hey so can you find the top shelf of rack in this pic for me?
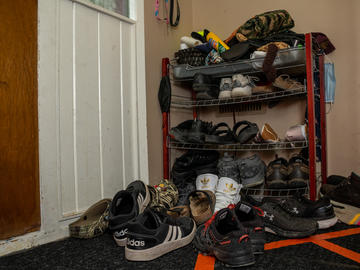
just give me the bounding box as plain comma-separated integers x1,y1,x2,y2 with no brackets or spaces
171,47,306,81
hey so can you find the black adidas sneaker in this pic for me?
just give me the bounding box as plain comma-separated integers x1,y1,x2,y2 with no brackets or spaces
108,180,150,246
233,202,265,254
125,209,196,261
193,208,255,267
276,194,338,229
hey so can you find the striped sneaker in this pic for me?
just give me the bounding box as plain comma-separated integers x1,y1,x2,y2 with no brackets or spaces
108,180,150,246
125,209,196,261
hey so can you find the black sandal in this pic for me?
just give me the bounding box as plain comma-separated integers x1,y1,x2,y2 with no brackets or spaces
205,122,235,144
233,121,259,144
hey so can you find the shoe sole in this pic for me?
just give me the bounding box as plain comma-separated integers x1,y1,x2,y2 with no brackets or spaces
316,216,338,229
265,224,316,238
231,86,252,97
113,235,127,246
218,90,231,99
267,180,288,189
125,220,196,261
288,178,308,188
242,177,264,188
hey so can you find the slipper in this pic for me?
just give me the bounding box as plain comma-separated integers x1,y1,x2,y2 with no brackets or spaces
221,42,250,62
233,121,259,144
205,122,235,144
69,198,111,239
188,190,216,225
167,205,191,218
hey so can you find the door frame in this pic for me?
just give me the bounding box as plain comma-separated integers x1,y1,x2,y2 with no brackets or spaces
0,0,148,256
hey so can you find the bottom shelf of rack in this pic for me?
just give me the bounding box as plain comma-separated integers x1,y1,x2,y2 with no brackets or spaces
168,140,308,151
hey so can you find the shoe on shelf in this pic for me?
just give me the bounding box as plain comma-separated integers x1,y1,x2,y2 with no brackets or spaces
173,149,219,170
214,176,242,212
148,179,179,212
196,172,218,194
265,157,288,189
233,201,265,254
231,74,252,97
193,208,255,267
238,154,266,188
175,181,196,206
254,123,280,143
192,73,213,92
285,124,308,141
125,209,196,261
69,198,111,239
243,195,318,238
188,190,216,225
252,83,276,95
196,88,219,100
276,194,338,229
217,153,240,182
324,172,360,209
108,180,151,246
218,78,232,99
320,175,349,195
169,119,213,144
287,155,309,188
273,74,304,91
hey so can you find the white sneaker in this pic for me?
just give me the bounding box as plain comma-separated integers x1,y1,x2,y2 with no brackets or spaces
218,78,232,99
196,173,218,194
231,74,252,97
214,177,242,212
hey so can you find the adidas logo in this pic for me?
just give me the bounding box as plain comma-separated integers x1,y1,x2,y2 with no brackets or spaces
114,228,128,238
200,178,210,188
223,183,236,193
127,238,145,247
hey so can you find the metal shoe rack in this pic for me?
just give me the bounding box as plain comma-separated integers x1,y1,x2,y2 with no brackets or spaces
161,33,328,201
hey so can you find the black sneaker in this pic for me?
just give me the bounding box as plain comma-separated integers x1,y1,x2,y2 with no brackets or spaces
276,194,338,229
266,157,288,189
324,172,360,209
173,150,219,170
193,208,255,267
169,120,213,144
287,156,309,188
243,196,317,238
233,202,265,254
108,180,150,246
125,209,196,261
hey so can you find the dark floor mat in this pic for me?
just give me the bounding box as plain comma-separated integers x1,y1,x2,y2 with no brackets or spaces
0,222,359,270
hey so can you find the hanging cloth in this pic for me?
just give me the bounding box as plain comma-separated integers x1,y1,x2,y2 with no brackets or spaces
155,0,180,27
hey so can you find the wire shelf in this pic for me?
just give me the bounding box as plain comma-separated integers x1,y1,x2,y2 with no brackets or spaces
168,140,308,151
171,88,307,108
243,183,309,200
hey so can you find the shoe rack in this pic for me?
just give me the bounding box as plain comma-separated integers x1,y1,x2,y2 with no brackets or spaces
161,33,327,201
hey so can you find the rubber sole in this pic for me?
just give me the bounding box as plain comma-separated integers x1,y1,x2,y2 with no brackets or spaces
231,86,252,97
316,216,338,229
265,224,316,238
242,177,265,188
125,220,196,261
113,235,127,247
288,178,308,188
218,90,231,99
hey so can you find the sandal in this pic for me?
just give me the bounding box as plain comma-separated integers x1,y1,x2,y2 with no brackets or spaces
233,121,259,144
205,122,235,144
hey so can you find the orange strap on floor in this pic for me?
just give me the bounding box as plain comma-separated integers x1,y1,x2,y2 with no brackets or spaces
194,254,215,270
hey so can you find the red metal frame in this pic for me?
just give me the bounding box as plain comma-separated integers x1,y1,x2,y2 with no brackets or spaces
319,55,327,184
305,33,317,201
162,58,170,180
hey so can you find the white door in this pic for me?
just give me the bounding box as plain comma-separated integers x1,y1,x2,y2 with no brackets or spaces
0,0,148,256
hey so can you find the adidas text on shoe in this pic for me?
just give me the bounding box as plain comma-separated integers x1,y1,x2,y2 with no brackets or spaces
125,210,196,261
108,180,150,246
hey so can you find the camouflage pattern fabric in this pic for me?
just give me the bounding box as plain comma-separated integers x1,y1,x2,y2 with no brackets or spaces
225,10,295,44
69,198,111,239
148,179,179,211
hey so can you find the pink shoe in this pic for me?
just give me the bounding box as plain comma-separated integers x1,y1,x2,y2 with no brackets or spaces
285,124,307,141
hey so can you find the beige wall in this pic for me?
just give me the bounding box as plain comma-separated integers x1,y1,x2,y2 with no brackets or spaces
145,0,360,183
144,0,193,184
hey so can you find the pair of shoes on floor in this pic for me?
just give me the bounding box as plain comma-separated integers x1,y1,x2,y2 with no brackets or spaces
219,74,258,99
242,194,319,238
193,201,265,267
321,172,360,209
266,155,309,189
167,189,216,225
192,73,219,100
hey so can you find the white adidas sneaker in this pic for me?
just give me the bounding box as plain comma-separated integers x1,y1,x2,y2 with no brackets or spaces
196,173,219,194
214,177,242,212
